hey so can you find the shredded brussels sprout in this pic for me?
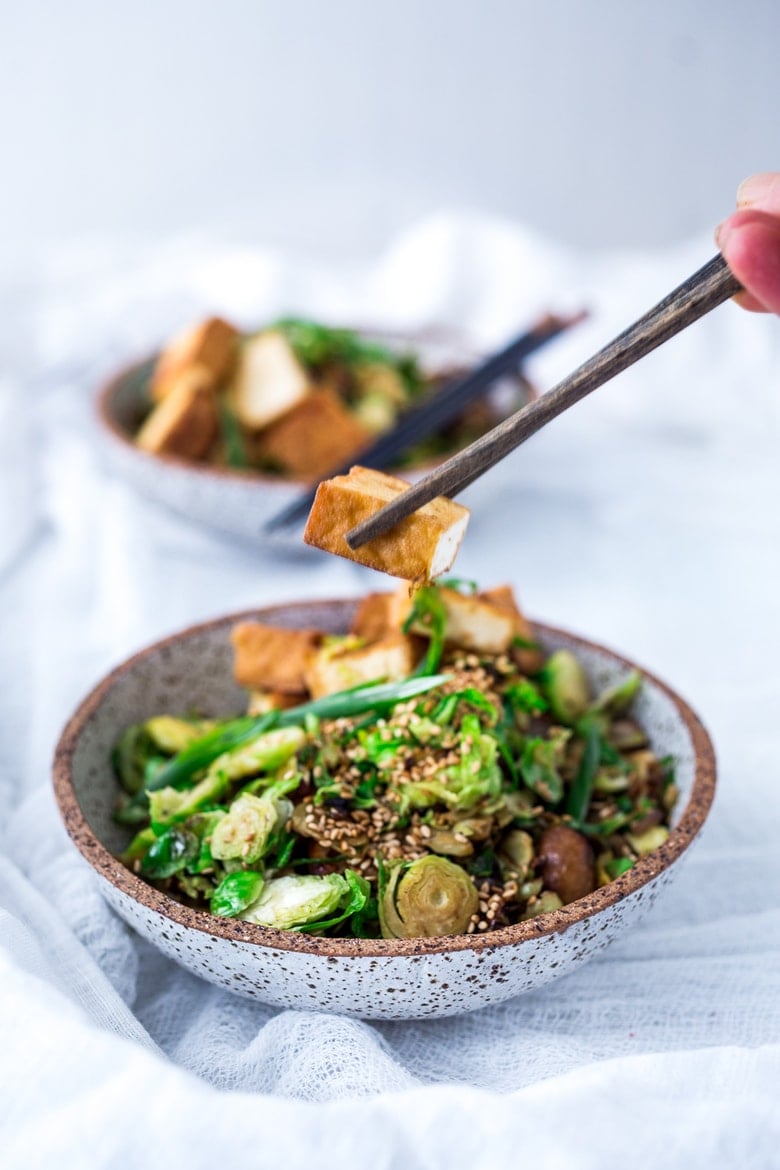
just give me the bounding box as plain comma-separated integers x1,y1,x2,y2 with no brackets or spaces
112,580,676,939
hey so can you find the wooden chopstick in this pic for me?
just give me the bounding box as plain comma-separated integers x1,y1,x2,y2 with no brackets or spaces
263,312,585,533
346,253,741,550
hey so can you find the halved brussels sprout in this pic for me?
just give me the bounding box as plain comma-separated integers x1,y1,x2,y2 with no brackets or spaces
626,825,669,856
210,791,293,864
608,717,649,751
113,724,158,795
542,650,590,725
522,890,563,919
241,873,349,929
379,855,478,939
591,671,641,717
427,829,474,858
497,828,534,879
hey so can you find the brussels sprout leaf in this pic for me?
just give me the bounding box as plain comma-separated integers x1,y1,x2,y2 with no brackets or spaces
295,870,371,933
140,827,200,879
211,871,265,917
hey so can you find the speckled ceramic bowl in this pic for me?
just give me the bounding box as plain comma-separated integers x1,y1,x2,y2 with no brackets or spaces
52,599,715,1020
96,330,529,545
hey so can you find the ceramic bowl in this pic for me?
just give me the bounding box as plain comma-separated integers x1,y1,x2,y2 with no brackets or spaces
52,599,715,1020
96,330,528,545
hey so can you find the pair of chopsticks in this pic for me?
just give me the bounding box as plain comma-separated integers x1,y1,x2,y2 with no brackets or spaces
263,311,586,533
346,253,741,550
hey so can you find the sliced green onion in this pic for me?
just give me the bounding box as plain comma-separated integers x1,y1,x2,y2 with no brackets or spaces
566,719,601,822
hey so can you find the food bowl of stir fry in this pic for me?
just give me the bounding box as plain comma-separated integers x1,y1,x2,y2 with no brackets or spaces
52,580,715,1019
97,318,533,544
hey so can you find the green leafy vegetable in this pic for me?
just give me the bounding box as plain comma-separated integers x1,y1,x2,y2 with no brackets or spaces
603,857,635,879
218,401,249,468
566,718,602,822
139,827,200,879
241,872,354,930
404,585,448,675
505,679,548,715
211,871,265,917
112,578,674,939
296,870,371,933
113,724,157,795
143,674,448,798
519,729,570,804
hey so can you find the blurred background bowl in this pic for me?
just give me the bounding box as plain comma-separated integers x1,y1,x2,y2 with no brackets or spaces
95,327,533,544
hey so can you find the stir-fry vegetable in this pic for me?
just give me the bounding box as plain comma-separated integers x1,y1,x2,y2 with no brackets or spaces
113,580,677,938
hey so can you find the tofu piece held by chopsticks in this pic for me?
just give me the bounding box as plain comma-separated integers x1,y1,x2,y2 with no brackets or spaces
303,465,470,582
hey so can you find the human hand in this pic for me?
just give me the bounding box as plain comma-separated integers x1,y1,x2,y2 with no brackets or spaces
716,173,780,314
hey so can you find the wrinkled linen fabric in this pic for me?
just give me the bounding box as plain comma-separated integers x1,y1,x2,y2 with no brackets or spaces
1,216,779,1168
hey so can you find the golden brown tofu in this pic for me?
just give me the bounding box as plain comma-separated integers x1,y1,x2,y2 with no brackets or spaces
303,465,470,582
229,331,312,430
231,622,322,694
252,389,370,478
403,585,518,655
151,316,239,401
136,366,219,459
304,634,416,699
479,585,544,674
349,591,396,642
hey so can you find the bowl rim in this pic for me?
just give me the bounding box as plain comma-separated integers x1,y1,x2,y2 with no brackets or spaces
52,600,716,958
94,325,495,489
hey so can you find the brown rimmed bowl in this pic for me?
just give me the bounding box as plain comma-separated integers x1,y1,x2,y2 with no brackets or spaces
95,330,529,545
52,598,716,1019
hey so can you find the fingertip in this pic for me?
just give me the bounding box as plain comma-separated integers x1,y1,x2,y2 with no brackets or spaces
736,172,780,213
718,210,780,315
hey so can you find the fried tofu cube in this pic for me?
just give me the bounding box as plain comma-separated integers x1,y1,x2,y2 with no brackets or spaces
229,331,312,430
136,366,219,459
400,584,516,655
304,634,416,699
478,584,543,673
231,621,322,694
151,316,239,401
351,589,429,663
349,592,396,642
252,389,370,478
303,465,470,582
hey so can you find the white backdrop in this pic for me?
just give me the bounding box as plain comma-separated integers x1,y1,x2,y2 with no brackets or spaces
0,0,778,267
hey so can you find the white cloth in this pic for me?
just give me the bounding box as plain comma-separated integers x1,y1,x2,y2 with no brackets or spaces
1,216,779,1168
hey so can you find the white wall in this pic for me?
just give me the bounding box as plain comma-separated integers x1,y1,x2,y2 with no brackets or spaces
1,0,778,262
